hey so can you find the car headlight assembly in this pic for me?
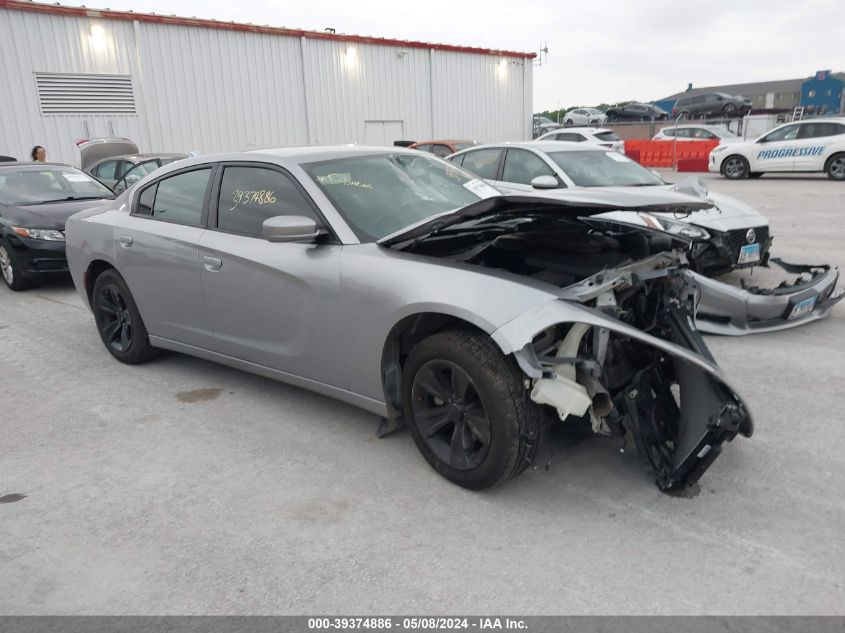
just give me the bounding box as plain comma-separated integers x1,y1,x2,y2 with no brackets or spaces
711,145,729,154
13,227,65,242
638,213,710,240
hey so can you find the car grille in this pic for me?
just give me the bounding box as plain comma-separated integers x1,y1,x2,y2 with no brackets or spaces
724,226,770,258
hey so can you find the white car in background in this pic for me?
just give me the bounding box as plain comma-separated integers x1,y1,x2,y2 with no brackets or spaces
709,117,845,180
537,127,625,154
563,107,607,127
653,125,742,145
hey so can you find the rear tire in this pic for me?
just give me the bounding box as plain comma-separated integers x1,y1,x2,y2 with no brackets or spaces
722,155,750,179
401,330,540,490
92,269,156,364
826,153,845,181
0,240,31,291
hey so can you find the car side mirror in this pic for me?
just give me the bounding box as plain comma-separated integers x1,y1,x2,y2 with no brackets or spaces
530,175,559,189
262,215,322,243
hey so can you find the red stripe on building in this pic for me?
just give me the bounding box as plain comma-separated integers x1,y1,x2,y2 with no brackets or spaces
0,0,537,59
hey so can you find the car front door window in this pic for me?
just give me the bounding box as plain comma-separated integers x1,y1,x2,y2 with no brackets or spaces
216,166,318,237
502,149,555,186
762,125,800,143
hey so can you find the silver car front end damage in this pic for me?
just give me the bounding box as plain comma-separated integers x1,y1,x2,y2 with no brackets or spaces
690,258,844,335
497,253,753,490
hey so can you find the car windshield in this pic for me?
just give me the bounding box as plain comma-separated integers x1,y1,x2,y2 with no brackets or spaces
304,153,487,241
0,166,113,205
548,150,664,187
587,109,604,115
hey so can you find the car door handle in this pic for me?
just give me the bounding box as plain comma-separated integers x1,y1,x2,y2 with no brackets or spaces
118,235,133,247
202,256,223,272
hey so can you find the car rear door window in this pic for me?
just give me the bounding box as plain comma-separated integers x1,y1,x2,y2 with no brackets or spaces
94,160,119,180
594,131,621,142
431,144,453,158
502,149,555,185
151,168,212,226
799,122,843,138
217,166,317,237
460,149,503,180
136,183,156,216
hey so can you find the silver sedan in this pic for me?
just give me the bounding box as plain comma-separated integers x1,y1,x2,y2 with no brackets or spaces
65,146,752,491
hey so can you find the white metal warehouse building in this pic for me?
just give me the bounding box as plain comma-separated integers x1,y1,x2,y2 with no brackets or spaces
0,0,535,165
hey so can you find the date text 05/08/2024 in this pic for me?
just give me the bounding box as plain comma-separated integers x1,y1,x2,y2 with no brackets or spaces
307,617,528,630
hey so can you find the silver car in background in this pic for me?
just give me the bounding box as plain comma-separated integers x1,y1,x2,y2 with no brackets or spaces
448,142,843,334
66,147,752,491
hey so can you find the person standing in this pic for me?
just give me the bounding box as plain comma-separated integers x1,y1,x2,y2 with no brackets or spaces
30,145,46,162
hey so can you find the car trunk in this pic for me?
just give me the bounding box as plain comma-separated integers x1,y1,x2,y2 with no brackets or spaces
76,138,139,171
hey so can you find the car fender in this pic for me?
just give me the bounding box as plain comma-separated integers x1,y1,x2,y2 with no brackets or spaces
490,297,753,434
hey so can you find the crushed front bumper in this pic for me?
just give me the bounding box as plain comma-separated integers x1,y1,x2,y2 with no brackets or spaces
689,258,844,335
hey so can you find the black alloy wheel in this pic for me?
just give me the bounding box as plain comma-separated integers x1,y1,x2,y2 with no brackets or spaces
91,268,156,364
96,284,133,353
401,330,541,490
410,359,492,471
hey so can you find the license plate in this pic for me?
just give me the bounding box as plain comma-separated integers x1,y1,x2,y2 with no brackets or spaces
788,296,817,320
737,243,760,264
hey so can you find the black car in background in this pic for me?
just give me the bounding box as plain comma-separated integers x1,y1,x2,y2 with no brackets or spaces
0,162,113,290
672,92,752,119
605,103,669,122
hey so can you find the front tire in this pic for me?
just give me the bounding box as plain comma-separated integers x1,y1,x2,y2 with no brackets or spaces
722,155,750,179
826,153,845,180
402,330,540,490
0,240,31,291
92,269,156,364
564,119,573,127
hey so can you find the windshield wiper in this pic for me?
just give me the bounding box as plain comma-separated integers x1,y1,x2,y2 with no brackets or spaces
33,195,111,204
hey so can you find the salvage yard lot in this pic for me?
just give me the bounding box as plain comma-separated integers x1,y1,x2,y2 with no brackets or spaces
1,174,843,615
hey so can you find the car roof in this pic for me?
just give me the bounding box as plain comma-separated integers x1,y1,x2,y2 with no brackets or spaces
783,117,845,124
248,144,425,163
661,124,728,131
0,161,77,171
546,127,612,134
412,139,475,145
456,141,606,154
94,152,188,163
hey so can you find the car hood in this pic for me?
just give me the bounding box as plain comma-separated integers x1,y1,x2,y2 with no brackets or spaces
1,198,113,230
379,194,713,247
491,179,767,231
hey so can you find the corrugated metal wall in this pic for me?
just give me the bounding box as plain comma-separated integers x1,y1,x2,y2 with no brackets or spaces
0,6,532,165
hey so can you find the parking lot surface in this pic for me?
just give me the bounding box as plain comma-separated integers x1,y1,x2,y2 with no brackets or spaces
1,174,843,615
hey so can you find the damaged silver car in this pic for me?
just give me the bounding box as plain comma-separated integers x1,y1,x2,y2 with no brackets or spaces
65,147,752,491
